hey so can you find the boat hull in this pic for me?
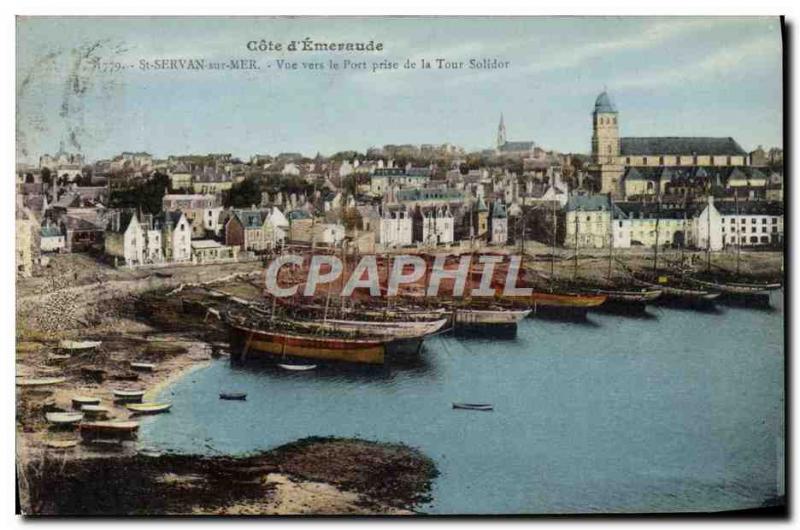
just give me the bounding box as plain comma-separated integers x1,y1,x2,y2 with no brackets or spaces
527,292,607,321
228,324,387,365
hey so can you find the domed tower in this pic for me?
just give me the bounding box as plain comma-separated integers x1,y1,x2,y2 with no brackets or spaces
591,91,620,164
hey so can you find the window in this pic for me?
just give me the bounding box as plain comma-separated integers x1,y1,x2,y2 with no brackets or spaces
643,157,648,165
772,218,778,224
761,218,766,224
618,221,623,228
773,227,778,233
750,236,758,243
751,226,756,233
761,236,769,243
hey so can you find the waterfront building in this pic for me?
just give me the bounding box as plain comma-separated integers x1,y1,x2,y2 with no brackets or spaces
190,239,240,264
156,210,192,262
224,209,278,251
105,211,145,267
377,206,413,248
717,200,783,248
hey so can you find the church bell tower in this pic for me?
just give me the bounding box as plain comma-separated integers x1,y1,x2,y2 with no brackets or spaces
496,113,507,149
591,91,619,164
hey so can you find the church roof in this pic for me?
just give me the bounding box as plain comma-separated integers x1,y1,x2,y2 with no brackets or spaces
594,91,617,113
498,141,534,152
620,137,747,156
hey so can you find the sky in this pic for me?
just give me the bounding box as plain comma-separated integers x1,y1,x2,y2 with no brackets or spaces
16,16,783,163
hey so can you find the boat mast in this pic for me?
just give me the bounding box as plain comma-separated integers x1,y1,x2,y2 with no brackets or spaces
573,205,579,280
735,190,741,275
680,191,687,271
607,194,613,282
551,197,557,280
706,194,712,273
652,198,661,277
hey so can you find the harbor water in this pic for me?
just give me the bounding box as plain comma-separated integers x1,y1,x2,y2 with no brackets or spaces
141,292,784,514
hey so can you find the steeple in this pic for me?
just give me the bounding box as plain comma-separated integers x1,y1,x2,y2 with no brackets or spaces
496,113,507,148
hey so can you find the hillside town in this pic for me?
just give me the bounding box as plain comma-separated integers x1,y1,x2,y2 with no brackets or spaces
16,90,784,277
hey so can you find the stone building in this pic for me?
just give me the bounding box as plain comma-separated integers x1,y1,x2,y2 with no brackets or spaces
588,90,749,199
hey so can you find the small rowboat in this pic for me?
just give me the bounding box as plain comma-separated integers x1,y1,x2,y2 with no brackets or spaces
219,392,247,400
452,403,494,411
59,340,102,351
81,405,111,418
16,377,67,387
45,412,84,425
278,363,317,371
44,439,79,449
126,402,172,415
112,389,146,402
129,362,157,372
47,354,71,363
72,396,101,409
154,271,173,278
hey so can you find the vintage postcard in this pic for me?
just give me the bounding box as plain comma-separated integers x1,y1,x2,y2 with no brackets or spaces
15,16,785,516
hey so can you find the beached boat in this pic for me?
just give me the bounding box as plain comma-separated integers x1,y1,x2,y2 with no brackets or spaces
630,275,720,309
79,421,139,440
528,291,607,320
219,392,247,400
43,439,79,449
126,402,172,415
129,362,157,372
16,377,67,387
112,389,146,402
45,412,84,425
59,340,102,351
80,405,111,419
685,276,774,308
452,308,531,326
47,354,71,363
154,271,173,278
278,363,317,371
452,403,494,411
71,396,101,409
228,322,389,365
569,285,662,314
310,318,448,339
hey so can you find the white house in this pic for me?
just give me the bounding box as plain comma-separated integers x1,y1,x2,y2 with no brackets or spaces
157,211,192,262
40,224,66,253
378,206,413,247
417,205,454,246
717,200,783,248
105,211,145,266
690,197,723,251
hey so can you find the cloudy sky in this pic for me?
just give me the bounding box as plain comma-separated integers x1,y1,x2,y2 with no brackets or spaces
16,16,783,163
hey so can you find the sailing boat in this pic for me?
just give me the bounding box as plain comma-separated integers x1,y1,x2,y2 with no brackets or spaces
686,191,779,308
627,197,719,309
526,195,607,320
571,194,662,314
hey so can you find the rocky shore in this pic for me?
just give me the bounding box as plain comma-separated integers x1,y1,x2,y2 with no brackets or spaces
20,437,438,515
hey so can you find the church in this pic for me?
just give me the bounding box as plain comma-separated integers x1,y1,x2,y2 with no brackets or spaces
495,114,535,156
588,90,749,199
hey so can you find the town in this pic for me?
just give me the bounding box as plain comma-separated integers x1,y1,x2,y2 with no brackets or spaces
15,91,784,277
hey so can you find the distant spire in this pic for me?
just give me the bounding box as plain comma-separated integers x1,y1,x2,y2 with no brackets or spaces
497,113,507,148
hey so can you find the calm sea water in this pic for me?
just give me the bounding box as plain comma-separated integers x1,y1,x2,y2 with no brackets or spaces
141,292,784,514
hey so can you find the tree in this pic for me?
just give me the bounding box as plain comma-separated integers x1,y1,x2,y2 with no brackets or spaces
109,172,170,215
41,167,52,185
224,176,262,208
